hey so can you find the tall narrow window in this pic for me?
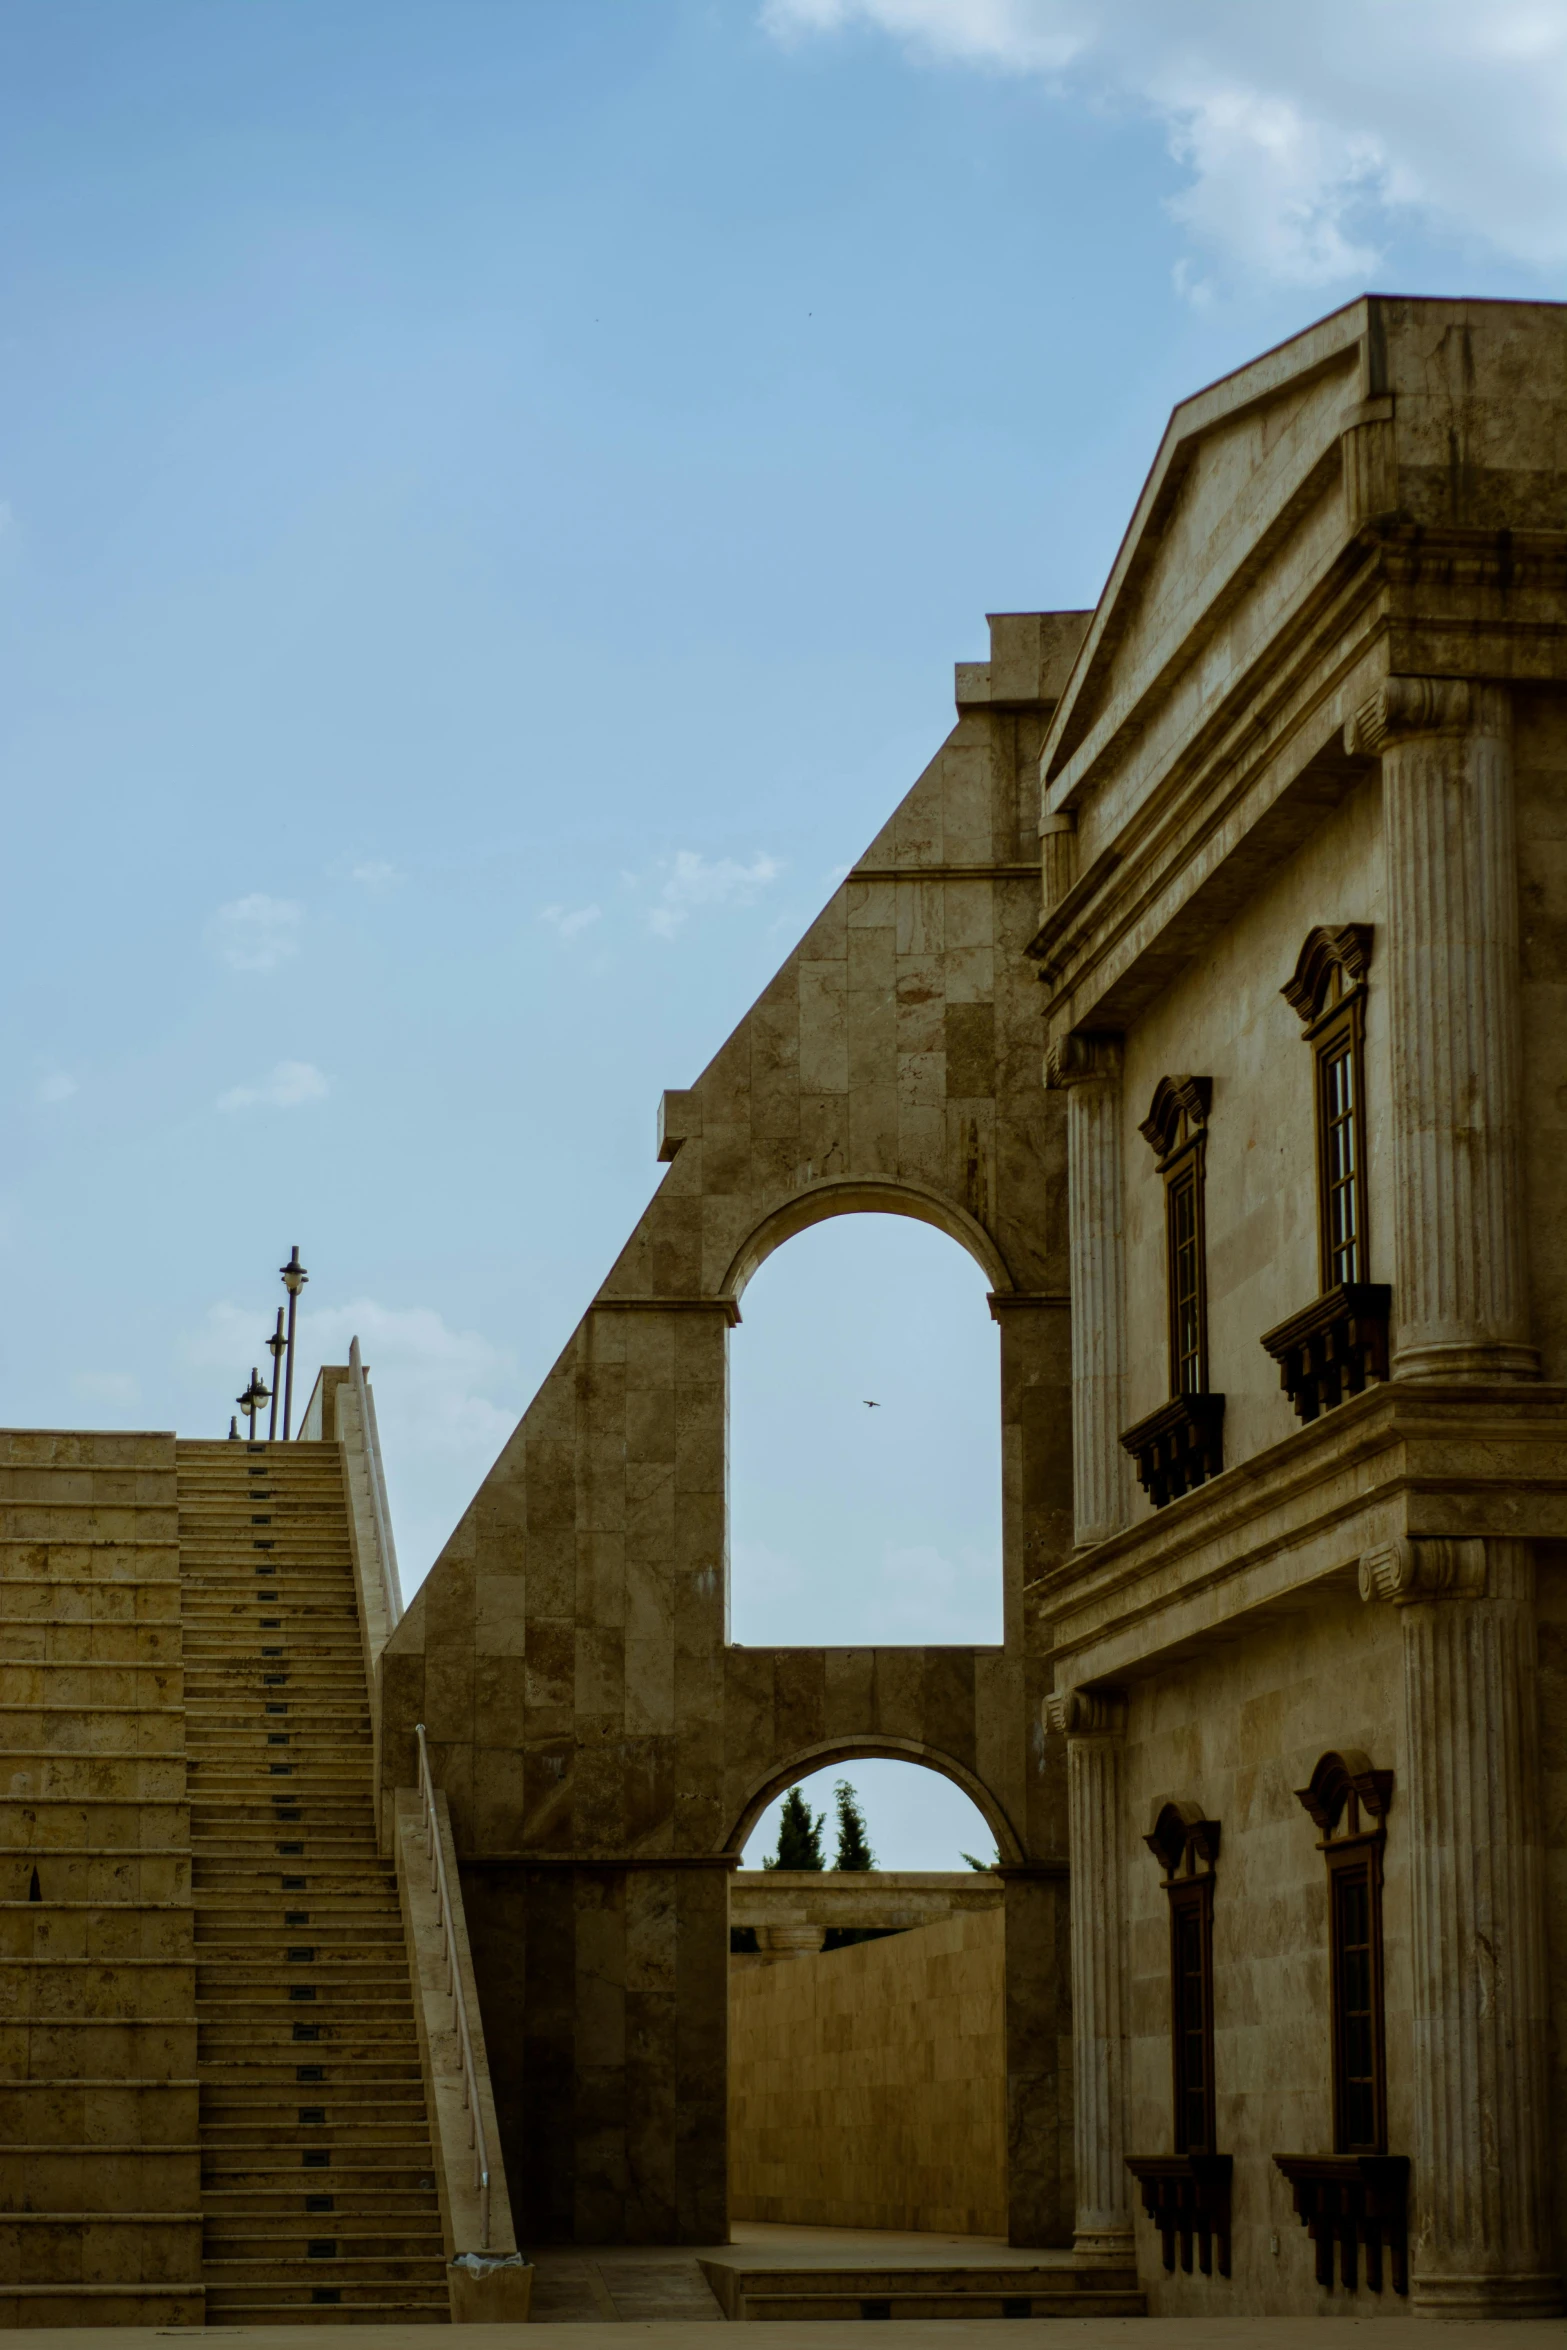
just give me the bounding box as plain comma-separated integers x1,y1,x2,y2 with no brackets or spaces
1171,1877,1215,2153
1126,1802,1231,2278
1145,1800,1220,2152
1275,1753,1406,2298
1264,929,1390,1423
1294,1749,1392,2153
1279,926,1374,1293
1121,1078,1223,1506
1320,1026,1360,1284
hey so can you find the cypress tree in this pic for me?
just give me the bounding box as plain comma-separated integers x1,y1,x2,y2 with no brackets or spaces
762,1785,825,1871
833,1779,875,1871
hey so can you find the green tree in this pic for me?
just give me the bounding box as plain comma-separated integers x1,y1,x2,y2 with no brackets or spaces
762,1785,825,1871
961,1846,999,1871
833,1779,875,1871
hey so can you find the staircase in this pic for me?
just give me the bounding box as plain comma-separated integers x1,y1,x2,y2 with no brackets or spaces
179,1438,448,2324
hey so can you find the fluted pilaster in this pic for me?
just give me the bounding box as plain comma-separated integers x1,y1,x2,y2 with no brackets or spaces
1046,1687,1132,2261
1360,1537,1559,2317
1049,1036,1128,1545
1349,678,1535,1379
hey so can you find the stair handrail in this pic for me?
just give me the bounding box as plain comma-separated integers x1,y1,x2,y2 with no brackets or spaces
349,1335,403,1631
415,1720,492,2251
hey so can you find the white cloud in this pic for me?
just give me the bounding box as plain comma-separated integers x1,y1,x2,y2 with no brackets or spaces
207,892,303,973
217,1059,329,1113
37,1072,78,1105
644,850,784,940
540,901,603,940
763,0,1567,286
72,1370,140,1409
351,860,401,894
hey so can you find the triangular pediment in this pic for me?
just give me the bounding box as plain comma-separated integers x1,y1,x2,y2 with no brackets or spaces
1042,299,1374,803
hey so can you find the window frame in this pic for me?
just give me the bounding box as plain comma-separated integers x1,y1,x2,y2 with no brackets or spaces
1281,927,1374,1296
1168,1870,1218,2155
1307,982,1369,1292
1294,1750,1393,2157
1139,1076,1214,1402
1144,1801,1222,2158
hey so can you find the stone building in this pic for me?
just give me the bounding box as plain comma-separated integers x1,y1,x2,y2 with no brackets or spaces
3,291,1564,2325
1032,293,1566,2319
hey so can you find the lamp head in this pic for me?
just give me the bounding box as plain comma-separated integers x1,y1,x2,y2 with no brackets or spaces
281,1246,308,1296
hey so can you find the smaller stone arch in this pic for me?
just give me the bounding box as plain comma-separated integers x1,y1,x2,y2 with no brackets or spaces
723,1734,1026,1864
719,1174,1015,1307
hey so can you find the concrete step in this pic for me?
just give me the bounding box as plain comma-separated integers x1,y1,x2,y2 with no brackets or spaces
698,2261,1148,2323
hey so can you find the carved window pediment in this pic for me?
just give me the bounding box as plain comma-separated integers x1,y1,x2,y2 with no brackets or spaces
1294,1748,1393,1844
1145,1799,1221,1880
1138,1073,1213,1168
1281,925,1373,1031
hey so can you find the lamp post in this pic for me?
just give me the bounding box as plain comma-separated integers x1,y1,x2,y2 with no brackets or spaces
238,1368,269,1443
280,1247,308,1440
228,1415,240,1442
266,1308,287,1442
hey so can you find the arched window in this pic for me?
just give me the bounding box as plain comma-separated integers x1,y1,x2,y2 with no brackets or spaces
728,1213,1002,1648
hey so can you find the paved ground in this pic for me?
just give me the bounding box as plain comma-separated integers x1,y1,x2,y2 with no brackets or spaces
5,2321,1565,2346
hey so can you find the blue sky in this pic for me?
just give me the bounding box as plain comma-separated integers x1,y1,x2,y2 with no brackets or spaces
5,1,1564,1866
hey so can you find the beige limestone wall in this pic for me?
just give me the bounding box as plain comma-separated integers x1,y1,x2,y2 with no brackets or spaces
1120,1593,1409,2318
0,1429,201,2326
729,1909,1006,2236
1118,774,1389,1496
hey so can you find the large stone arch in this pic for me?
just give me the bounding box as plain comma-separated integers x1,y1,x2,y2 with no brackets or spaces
375,611,1089,2251
720,1173,1016,1305
724,1734,1027,1863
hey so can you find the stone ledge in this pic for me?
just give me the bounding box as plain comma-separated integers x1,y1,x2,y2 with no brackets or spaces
1033,1378,1567,1686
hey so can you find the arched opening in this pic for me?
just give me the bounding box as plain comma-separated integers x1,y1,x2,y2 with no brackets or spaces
728,1212,1003,1648
726,1751,1010,2251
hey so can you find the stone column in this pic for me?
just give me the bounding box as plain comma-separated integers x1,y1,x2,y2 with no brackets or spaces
1045,1687,1133,2263
1347,677,1535,1379
1047,1036,1128,1546
1359,1537,1559,2317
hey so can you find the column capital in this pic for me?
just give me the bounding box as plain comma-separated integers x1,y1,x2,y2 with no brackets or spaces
1045,1685,1127,1738
1359,1534,1488,1605
1046,1031,1122,1089
1345,674,1508,756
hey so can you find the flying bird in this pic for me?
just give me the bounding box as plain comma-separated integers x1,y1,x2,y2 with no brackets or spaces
863,1400,879,1408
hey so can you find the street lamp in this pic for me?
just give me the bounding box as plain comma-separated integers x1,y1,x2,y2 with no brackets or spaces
265,1308,287,1442
238,1368,269,1443
279,1247,308,1440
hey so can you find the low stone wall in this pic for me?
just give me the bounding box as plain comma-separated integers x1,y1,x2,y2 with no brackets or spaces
729,1907,1006,2235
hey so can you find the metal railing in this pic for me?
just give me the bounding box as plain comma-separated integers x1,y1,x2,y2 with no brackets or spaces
350,1335,403,1634
415,1722,491,2251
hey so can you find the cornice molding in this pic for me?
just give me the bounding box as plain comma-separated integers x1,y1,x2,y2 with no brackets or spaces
1027,1380,1567,1687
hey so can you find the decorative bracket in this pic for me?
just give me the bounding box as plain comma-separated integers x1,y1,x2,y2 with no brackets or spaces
1045,1032,1121,1089
1358,1536,1488,1606
1344,676,1474,755
1044,1687,1126,1740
